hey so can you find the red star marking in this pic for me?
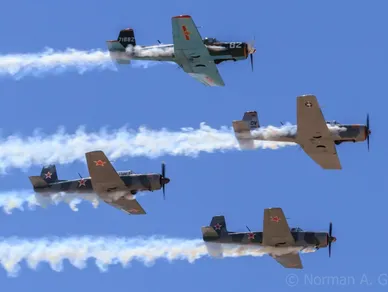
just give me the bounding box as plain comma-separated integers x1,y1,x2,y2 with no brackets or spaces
270,216,281,223
78,179,86,187
128,208,139,213
94,160,106,167
248,233,255,240
214,223,222,230
45,172,52,179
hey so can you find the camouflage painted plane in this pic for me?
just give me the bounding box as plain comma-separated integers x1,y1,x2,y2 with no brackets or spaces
232,94,371,169
106,14,256,87
201,207,336,269
28,150,170,215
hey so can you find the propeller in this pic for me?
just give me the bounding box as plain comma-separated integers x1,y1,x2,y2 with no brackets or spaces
246,37,256,72
366,113,371,151
327,222,336,258
160,162,170,200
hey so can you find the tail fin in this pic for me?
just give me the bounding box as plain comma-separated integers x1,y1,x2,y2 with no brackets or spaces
243,111,259,128
232,111,259,150
118,28,136,48
106,28,136,64
201,215,228,240
202,216,228,258
40,165,58,184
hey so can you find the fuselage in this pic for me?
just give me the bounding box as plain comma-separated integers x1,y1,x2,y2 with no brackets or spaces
108,41,249,64
247,123,369,145
203,230,329,249
33,171,163,195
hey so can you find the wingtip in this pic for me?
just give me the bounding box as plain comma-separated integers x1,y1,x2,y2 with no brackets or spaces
172,14,191,19
297,94,317,99
85,150,105,156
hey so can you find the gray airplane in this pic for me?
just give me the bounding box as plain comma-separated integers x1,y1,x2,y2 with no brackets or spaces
29,150,170,215
201,207,336,269
106,14,256,87
232,94,371,169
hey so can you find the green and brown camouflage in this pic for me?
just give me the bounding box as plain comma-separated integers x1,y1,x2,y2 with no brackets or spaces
29,165,169,195
232,94,371,169
201,208,336,269
29,151,170,215
106,15,256,87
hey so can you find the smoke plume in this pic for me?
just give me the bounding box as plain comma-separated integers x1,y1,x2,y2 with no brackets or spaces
0,236,316,277
0,123,296,172
0,48,159,79
0,191,100,214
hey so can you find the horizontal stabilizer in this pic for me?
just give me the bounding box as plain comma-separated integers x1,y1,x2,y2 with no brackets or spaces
204,242,224,258
106,41,131,64
201,226,219,240
29,176,49,188
232,121,255,149
107,41,125,51
232,111,259,150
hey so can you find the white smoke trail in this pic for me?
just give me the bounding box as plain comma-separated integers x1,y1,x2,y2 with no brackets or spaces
0,123,296,172
0,236,316,277
0,48,160,79
0,191,100,214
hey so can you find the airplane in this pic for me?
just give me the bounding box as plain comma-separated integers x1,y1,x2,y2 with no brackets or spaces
106,14,256,87
28,150,170,215
201,207,336,269
232,94,372,169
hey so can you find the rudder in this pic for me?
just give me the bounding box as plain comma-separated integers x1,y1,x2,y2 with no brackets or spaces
40,165,58,184
232,111,259,150
210,215,228,235
243,111,259,129
118,28,136,48
202,216,228,258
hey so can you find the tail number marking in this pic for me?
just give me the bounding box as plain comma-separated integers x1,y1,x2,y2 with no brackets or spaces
119,37,135,43
229,42,242,49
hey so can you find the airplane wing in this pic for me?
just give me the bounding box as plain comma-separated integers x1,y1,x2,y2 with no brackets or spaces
270,253,303,269
262,208,295,246
171,15,225,87
263,208,303,269
85,150,146,215
296,95,342,170
103,196,146,215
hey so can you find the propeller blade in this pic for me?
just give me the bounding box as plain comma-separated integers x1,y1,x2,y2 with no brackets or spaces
329,222,332,237
250,54,253,72
328,222,333,258
366,113,370,151
161,162,166,200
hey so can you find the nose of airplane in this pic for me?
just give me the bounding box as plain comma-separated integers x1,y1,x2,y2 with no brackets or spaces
161,177,170,184
331,236,337,243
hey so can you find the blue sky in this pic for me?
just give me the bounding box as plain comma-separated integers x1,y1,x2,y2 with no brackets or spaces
0,0,387,290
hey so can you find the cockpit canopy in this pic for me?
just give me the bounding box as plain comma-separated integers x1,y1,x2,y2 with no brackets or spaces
290,227,303,232
203,37,219,44
326,120,340,125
